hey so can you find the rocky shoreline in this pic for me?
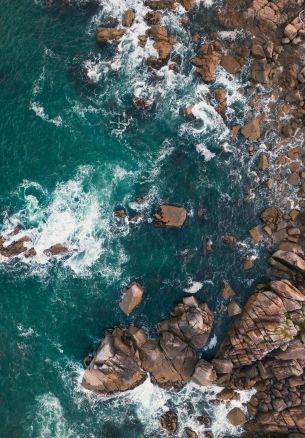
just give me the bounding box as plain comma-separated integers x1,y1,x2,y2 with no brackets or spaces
79,0,305,436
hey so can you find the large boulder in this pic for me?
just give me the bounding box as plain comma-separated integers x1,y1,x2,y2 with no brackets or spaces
241,117,261,141
0,236,31,258
96,28,126,44
191,42,222,82
192,359,216,385
119,281,144,316
122,9,135,27
153,205,187,228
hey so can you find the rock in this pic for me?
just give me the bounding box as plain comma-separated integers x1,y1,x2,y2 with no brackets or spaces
271,250,305,272
258,153,269,170
24,248,37,258
144,0,176,10
185,106,194,119
243,256,254,270
287,172,300,186
221,55,241,74
160,410,178,433
206,238,213,252
96,28,126,44
158,296,214,349
227,301,242,317
260,207,281,225
43,243,69,256
191,42,222,82
241,117,261,141
82,329,147,393
179,0,195,10
223,234,237,245
212,358,233,374
122,9,135,27
184,428,198,438
250,226,262,243
114,208,127,220
287,146,302,160
217,388,240,401
153,205,187,228
146,25,176,66
119,281,144,316
226,407,246,426
192,359,216,385
270,280,305,302
251,58,268,83
222,281,235,299
284,24,298,40
0,236,30,258
230,125,240,140
214,88,227,115
251,43,265,59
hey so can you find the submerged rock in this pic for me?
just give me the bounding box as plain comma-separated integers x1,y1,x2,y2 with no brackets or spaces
160,410,178,433
119,281,144,316
153,204,187,228
0,236,30,258
43,244,69,256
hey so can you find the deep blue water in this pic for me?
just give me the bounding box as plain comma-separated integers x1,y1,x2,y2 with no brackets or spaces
0,1,269,436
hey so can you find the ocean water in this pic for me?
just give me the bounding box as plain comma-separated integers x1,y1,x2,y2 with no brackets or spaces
0,0,272,436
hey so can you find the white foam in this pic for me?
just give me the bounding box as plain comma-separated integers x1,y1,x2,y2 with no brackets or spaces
30,101,63,127
184,280,203,293
196,143,216,161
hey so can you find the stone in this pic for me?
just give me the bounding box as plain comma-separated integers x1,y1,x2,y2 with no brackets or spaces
284,24,298,40
0,236,30,258
226,407,246,426
96,28,126,44
287,146,302,160
251,58,268,83
212,358,233,374
122,9,135,27
119,281,144,316
160,410,178,433
260,207,281,225
144,11,162,25
43,244,69,256
230,125,240,140
223,234,237,245
287,172,300,186
145,0,176,10
243,256,254,270
227,301,242,316
251,43,265,59
114,208,127,220
217,388,240,401
192,359,216,385
258,153,269,170
222,281,235,299
191,42,222,82
250,226,262,243
271,250,305,272
221,55,241,74
184,428,198,438
241,117,261,141
153,205,187,228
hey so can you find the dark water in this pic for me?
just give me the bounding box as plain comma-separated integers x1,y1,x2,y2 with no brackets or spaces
0,1,268,436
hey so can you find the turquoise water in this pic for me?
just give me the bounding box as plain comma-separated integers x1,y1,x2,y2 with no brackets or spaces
0,1,268,437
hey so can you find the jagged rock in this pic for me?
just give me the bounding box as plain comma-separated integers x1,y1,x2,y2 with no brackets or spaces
145,0,176,10
191,42,222,82
153,205,187,228
122,9,135,27
96,28,126,44
217,388,240,401
184,428,198,438
250,226,263,243
227,301,242,316
160,410,178,433
243,256,254,270
222,281,235,299
144,11,161,25
258,153,269,170
212,358,233,374
146,25,176,66
192,359,216,385
284,24,298,40
227,407,246,426
214,88,227,115
260,207,281,225
43,244,69,256
270,251,305,272
119,281,144,316
82,329,147,393
0,236,31,258
251,58,269,83
223,234,237,245
221,55,242,74
241,117,261,141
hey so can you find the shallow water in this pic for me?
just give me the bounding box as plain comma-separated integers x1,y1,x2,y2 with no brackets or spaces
0,0,272,436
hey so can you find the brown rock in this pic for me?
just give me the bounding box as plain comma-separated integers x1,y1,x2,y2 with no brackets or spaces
227,301,242,317
191,42,222,82
122,9,135,27
145,11,162,25
212,358,233,374
214,88,227,115
243,256,254,270
223,234,237,245
192,359,216,386
96,28,126,44
153,205,187,228
160,410,178,433
119,281,144,316
43,244,69,256
145,0,176,10
241,117,261,141
227,407,246,426
0,236,30,258
284,24,298,40
260,207,281,225
287,146,302,160
271,250,305,272
230,125,240,140
221,55,241,74
258,153,269,170
184,428,198,438
250,226,262,243
217,388,240,401
287,172,300,186
222,281,235,299
251,58,269,83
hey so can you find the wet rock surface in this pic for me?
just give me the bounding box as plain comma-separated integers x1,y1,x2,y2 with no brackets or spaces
153,204,187,228
82,297,214,393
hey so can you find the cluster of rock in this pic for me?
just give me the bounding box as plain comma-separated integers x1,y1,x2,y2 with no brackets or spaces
283,16,305,45
82,296,214,393
0,226,72,259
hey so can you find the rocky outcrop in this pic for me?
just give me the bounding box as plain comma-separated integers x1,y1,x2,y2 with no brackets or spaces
153,204,187,228
191,42,222,82
146,25,176,68
43,243,69,256
96,28,126,44
82,297,214,393
122,9,135,27
119,281,144,316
